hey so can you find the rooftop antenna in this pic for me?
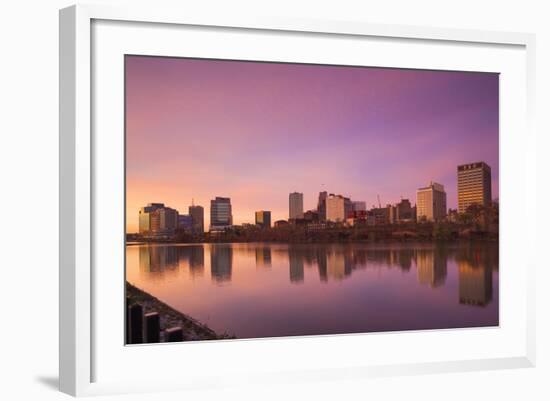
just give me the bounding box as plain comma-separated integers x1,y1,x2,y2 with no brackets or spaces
377,195,381,209
191,198,194,207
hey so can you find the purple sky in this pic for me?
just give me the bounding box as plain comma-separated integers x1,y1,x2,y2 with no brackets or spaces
126,56,499,232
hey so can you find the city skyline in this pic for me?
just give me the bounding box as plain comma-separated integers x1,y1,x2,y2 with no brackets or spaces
133,158,491,235
126,56,499,232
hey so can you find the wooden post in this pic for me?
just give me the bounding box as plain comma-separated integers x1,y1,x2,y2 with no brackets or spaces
125,297,130,344
128,303,143,344
144,312,160,343
165,327,184,342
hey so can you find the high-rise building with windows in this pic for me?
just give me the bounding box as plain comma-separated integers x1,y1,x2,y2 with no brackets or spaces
457,162,492,214
326,194,346,222
352,201,367,212
189,204,204,234
138,203,179,236
416,182,447,222
289,192,304,220
317,191,327,221
210,197,232,231
255,210,271,228
139,203,164,234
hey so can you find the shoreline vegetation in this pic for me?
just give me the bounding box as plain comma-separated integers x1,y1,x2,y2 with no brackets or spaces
127,220,498,245
126,282,234,341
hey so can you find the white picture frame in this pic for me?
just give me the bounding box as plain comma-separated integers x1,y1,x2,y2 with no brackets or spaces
59,4,536,397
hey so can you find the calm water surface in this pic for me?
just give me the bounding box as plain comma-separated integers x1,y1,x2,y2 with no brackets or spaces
126,242,498,339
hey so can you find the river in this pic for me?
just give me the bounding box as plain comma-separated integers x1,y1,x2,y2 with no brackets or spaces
126,241,498,339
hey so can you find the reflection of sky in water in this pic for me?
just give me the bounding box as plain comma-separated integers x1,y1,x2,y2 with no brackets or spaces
126,242,499,339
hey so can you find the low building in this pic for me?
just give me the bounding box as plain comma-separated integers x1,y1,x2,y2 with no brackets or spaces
395,198,415,223
178,214,193,233
304,210,320,222
447,208,459,223
274,220,289,228
255,210,271,228
370,206,390,225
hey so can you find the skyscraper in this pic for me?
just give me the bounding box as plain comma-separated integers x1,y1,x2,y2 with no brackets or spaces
138,203,164,234
457,162,492,214
326,194,346,222
317,191,327,221
344,197,353,219
189,204,204,234
289,192,304,220
416,182,447,222
255,210,271,228
138,203,179,236
210,197,232,231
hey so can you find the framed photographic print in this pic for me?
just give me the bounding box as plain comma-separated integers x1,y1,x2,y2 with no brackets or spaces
59,4,536,397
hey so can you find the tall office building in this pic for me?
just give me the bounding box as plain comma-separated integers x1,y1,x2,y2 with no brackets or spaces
189,204,204,234
326,194,346,222
416,182,447,221
139,203,164,234
255,210,271,228
457,162,492,214
289,192,304,220
344,197,353,219
317,191,327,221
352,201,367,212
138,203,179,236
156,207,179,235
210,197,232,231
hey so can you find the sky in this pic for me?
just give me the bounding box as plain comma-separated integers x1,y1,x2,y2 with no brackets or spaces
125,55,499,233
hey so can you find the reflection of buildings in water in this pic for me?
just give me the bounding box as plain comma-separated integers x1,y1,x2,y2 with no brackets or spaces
458,261,492,306
316,248,328,282
367,249,392,266
138,245,206,277
395,248,413,271
255,247,272,268
416,249,447,288
288,249,305,283
364,247,415,272
326,250,352,281
210,245,233,283
139,245,179,273
188,246,205,277
352,249,368,267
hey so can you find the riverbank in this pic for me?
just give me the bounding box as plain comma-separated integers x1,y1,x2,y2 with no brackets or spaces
126,282,234,341
127,221,498,244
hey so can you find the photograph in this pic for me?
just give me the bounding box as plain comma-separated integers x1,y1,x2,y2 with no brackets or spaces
124,55,499,344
